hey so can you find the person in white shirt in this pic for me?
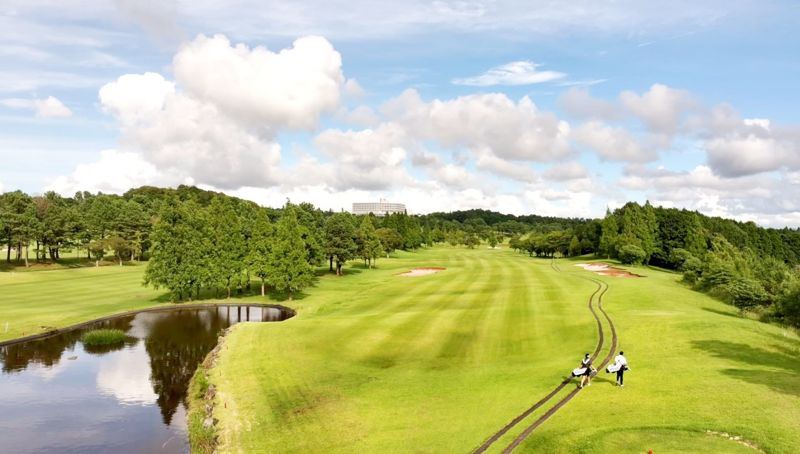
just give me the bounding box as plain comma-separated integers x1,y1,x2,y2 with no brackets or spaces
613,351,629,387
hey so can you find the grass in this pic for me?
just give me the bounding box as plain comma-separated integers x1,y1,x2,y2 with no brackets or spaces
207,247,799,453
188,363,216,454
0,263,165,341
0,262,265,342
81,328,127,346
2,245,798,452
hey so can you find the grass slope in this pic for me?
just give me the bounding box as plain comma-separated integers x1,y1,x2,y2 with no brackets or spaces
210,247,799,453
0,264,163,341
518,256,800,453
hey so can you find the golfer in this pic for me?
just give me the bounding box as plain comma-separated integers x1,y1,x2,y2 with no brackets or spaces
613,351,629,387
579,353,594,388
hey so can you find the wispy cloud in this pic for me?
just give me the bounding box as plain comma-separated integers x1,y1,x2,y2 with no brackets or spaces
637,30,698,48
452,61,565,87
555,79,607,87
0,96,73,118
0,71,107,93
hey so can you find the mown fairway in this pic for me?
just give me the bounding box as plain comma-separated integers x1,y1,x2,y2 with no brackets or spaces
2,246,798,453
210,246,800,453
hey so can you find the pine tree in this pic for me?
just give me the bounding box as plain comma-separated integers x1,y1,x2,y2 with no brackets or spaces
569,235,581,256
324,212,358,275
246,210,273,296
685,212,708,257
208,197,245,298
640,201,658,262
599,209,619,258
267,206,314,299
144,201,208,301
357,216,382,268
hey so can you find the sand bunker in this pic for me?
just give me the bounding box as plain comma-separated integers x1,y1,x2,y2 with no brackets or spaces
575,263,642,278
398,267,446,277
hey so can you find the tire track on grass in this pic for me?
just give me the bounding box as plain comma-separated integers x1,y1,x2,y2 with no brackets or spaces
499,274,617,453
474,260,616,453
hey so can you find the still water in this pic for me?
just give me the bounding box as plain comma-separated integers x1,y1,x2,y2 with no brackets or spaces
0,305,291,454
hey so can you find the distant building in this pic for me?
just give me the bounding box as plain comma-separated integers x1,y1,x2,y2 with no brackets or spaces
352,199,407,216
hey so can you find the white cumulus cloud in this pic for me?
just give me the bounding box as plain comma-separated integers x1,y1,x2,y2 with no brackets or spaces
45,149,167,195
313,123,412,190
173,34,345,132
543,161,589,181
94,34,349,190
384,89,572,161
573,121,656,162
620,83,694,135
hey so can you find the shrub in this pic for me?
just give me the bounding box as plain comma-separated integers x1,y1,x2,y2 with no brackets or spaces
82,329,127,346
722,278,769,311
682,256,704,284
776,280,800,327
669,248,693,270
618,244,646,265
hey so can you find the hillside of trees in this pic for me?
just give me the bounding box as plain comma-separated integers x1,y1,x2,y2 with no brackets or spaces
1,187,798,326
592,202,800,327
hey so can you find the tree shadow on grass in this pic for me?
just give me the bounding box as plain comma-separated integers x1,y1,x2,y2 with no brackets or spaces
701,307,741,319
692,340,800,397
314,266,366,277
265,287,310,302
147,280,313,304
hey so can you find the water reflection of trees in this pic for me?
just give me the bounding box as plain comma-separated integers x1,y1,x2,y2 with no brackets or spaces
0,317,134,373
1,306,290,426
145,309,231,425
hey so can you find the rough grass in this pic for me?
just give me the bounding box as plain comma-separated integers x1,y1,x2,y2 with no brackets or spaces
188,364,216,454
81,328,127,346
208,247,800,453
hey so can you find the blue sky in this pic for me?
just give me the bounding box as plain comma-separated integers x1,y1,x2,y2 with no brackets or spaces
1,1,799,225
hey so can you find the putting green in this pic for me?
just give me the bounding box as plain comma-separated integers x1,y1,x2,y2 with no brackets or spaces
209,247,800,453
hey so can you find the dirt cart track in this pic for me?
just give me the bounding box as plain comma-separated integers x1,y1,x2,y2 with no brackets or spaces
473,259,617,453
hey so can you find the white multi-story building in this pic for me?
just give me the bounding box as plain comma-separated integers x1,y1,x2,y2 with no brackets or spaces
352,199,407,216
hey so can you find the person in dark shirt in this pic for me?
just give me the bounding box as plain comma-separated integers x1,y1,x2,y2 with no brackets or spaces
579,353,594,388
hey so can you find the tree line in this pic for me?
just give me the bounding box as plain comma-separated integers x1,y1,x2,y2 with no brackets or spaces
505,201,800,328
524,202,800,326
4,187,798,326
598,202,800,327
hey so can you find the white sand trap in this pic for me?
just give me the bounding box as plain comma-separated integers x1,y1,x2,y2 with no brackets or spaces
398,267,446,277
575,263,642,278
576,263,611,272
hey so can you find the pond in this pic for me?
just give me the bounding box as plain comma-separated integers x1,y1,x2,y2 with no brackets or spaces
0,304,292,453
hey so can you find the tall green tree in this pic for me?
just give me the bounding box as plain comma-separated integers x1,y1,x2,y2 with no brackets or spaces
208,197,245,298
324,212,358,275
267,206,314,299
1,191,33,263
295,202,325,267
144,201,208,301
599,209,619,259
568,235,581,257
246,210,273,296
376,228,403,257
357,216,382,268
